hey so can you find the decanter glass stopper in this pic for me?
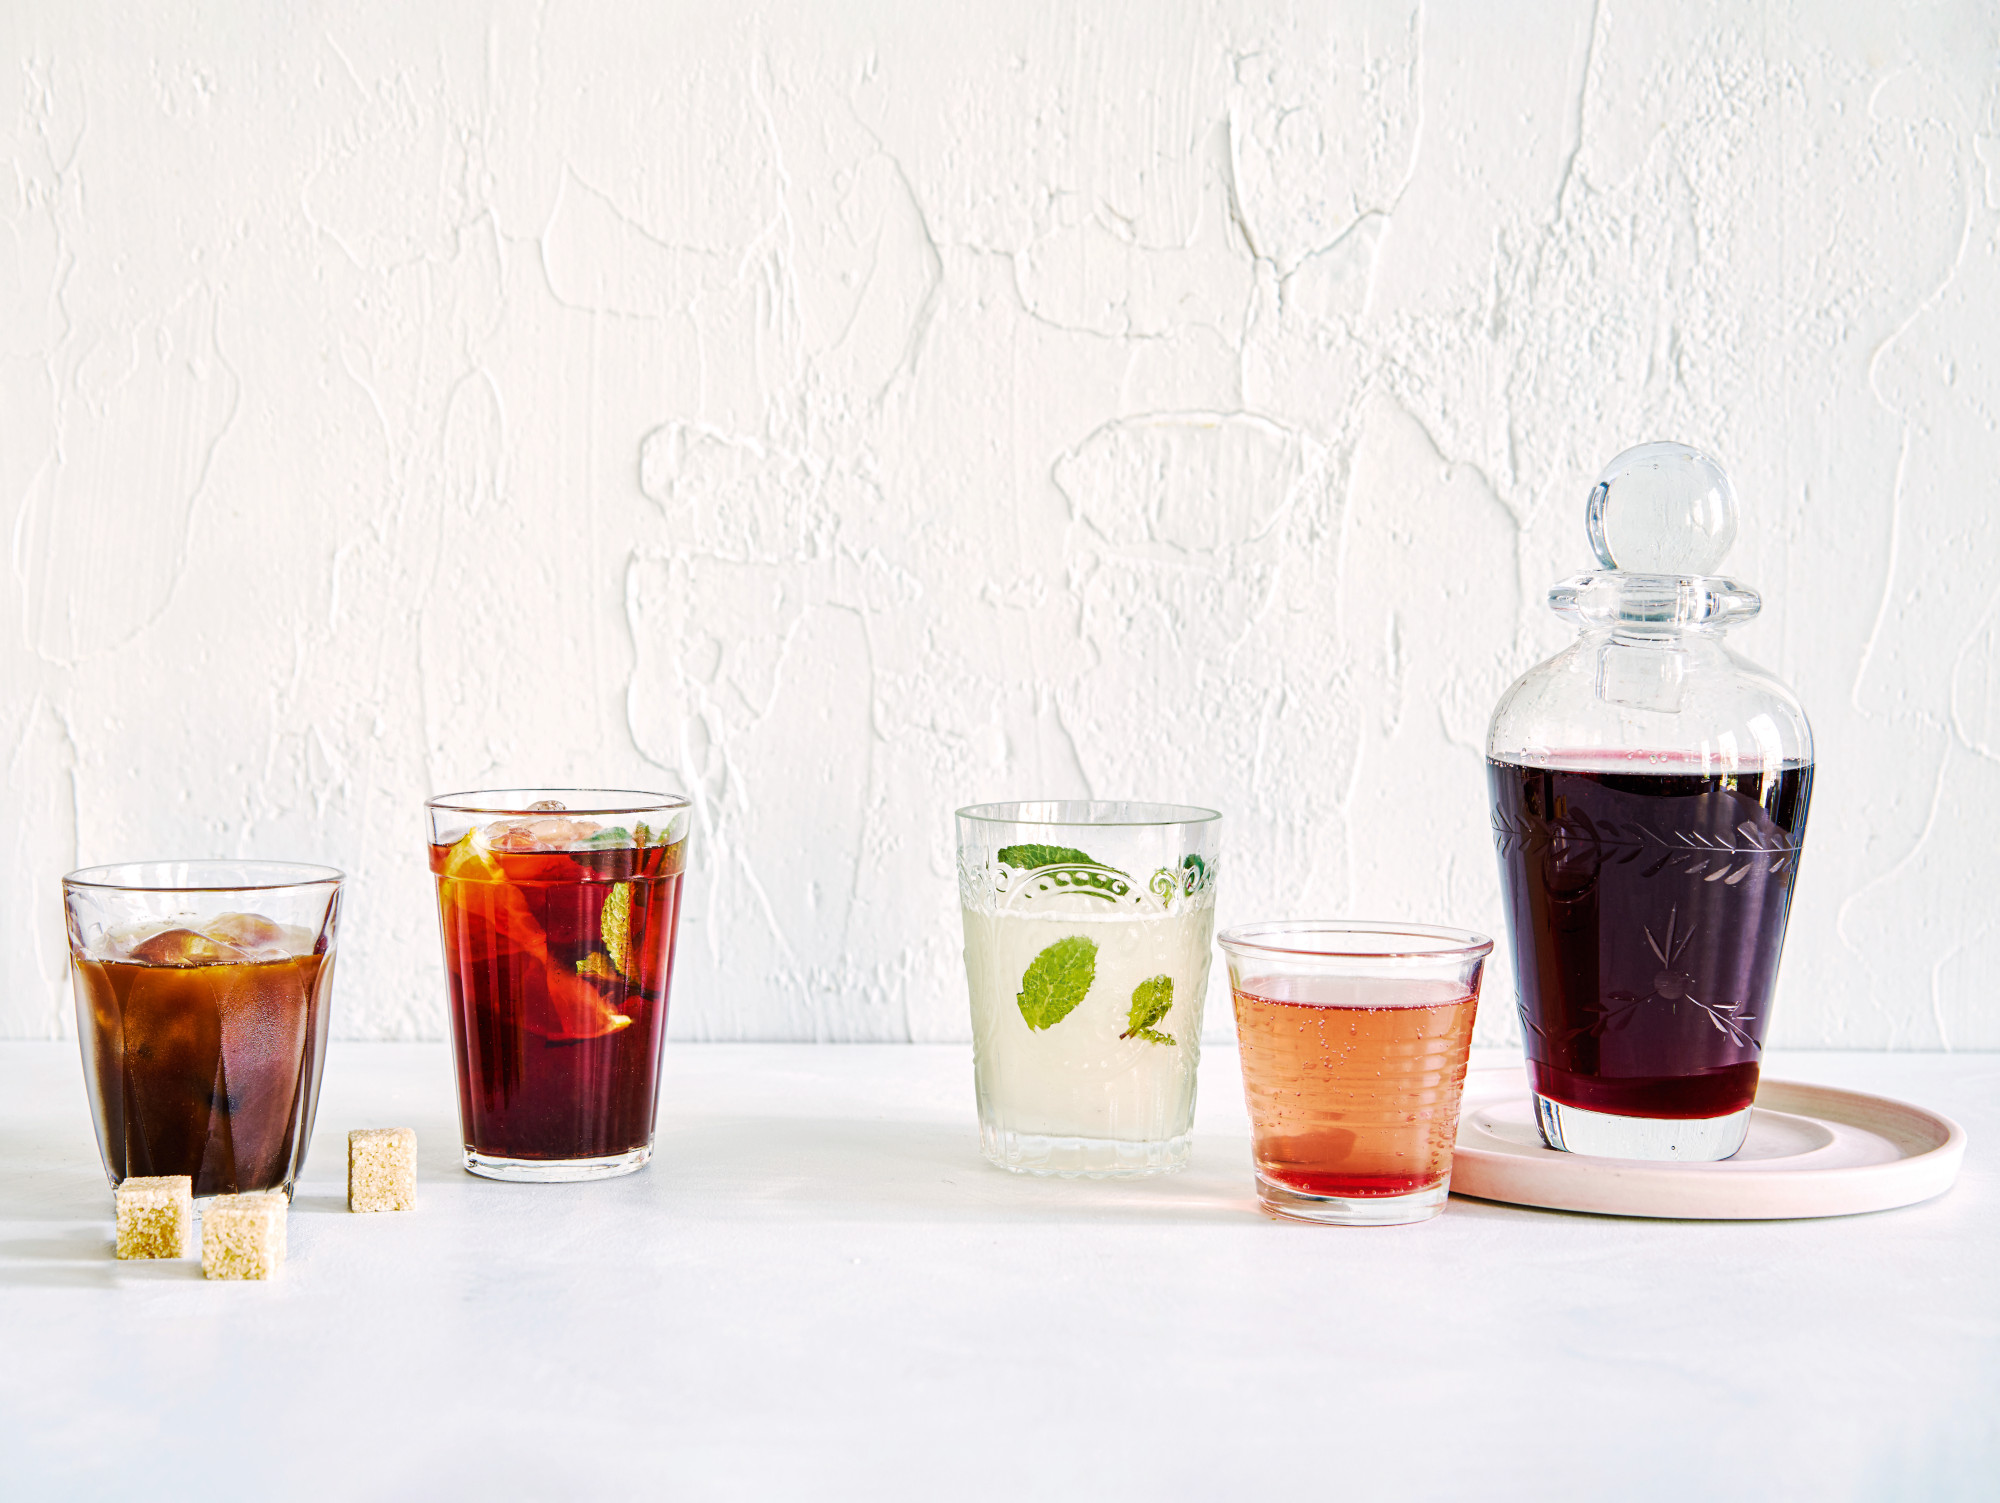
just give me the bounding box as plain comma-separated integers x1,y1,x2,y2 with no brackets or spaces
1584,441,1738,575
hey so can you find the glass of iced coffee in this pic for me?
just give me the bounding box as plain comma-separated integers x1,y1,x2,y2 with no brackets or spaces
427,789,691,1182
63,861,344,1199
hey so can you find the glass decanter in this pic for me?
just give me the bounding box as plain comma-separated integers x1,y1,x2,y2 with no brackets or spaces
1486,442,1813,1160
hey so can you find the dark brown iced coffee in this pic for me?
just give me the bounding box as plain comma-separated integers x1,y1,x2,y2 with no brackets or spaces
64,865,341,1198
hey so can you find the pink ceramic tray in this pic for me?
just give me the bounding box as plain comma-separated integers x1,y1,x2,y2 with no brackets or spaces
1450,1066,1965,1220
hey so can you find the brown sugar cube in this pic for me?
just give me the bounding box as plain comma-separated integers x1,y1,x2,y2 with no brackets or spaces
115,1175,193,1259
347,1127,417,1213
201,1192,287,1280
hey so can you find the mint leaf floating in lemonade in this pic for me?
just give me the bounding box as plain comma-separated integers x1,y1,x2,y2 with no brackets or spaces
431,800,687,1171
1122,975,1176,1046
997,844,1100,871
1017,935,1098,1030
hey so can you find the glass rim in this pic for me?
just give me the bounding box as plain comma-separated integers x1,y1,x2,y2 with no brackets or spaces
1217,919,1493,962
62,860,345,893
427,787,692,817
955,799,1221,827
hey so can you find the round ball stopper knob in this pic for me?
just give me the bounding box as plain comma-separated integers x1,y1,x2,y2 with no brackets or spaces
1585,442,1738,574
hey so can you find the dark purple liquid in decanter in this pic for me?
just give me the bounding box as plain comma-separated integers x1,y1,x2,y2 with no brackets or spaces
1488,753,1812,1119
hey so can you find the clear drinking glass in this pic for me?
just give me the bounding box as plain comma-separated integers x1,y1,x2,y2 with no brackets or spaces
956,801,1221,1177
427,789,691,1181
1219,921,1491,1226
1487,443,1813,1161
63,861,343,1198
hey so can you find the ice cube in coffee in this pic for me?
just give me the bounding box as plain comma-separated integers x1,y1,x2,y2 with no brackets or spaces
64,863,343,1199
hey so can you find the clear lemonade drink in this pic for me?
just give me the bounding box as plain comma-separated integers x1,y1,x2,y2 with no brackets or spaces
963,907,1212,1142
957,803,1220,1177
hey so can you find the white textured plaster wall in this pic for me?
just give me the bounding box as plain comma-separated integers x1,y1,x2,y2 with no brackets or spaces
3,1,1997,1048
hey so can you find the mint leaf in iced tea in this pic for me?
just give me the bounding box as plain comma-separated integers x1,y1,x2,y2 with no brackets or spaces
600,883,633,976
1017,935,1097,1030
1122,974,1176,1046
998,844,1101,871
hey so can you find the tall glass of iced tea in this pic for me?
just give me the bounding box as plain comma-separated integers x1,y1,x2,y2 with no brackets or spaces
427,789,690,1181
63,861,343,1199
1219,921,1491,1226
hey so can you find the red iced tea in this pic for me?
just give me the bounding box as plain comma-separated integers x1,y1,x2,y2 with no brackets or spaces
431,821,686,1169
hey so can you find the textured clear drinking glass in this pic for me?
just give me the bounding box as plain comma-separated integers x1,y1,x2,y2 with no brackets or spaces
63,861,343,1199
1219,921,1491,1226
428,789,691,1182
956,801,1220,1177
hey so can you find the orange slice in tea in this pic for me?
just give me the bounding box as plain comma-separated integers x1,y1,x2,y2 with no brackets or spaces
442,826,512,884
440,829,632,1040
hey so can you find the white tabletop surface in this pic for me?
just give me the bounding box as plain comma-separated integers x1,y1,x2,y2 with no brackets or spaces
1,1041,1993,1502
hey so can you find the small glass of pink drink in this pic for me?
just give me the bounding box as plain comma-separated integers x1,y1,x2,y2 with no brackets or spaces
1218,921,1492,1226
